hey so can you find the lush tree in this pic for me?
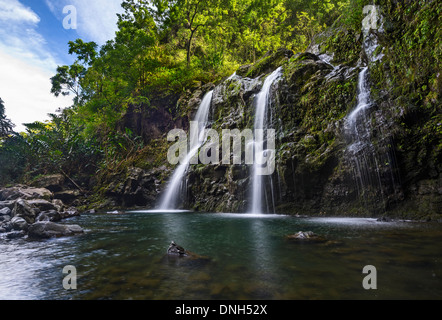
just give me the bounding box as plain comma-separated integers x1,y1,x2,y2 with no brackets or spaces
50,40,98,105
2,0,358,185
0,97,14,139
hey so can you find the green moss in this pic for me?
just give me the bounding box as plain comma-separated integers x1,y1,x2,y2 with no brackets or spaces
242,48,294,78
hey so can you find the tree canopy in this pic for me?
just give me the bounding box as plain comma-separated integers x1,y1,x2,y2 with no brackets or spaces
0,0,360,185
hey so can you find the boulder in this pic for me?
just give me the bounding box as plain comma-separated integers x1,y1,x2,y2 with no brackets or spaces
36,210,61,222
12,199,37,224
54,190,81,203
5,230,26,239
0,215,11,222
60,207,80,219
52,199,65,212
28,221,84,239
0,207,11,216
31,174,65,192
10,216,28,231
0,201,16,210
0,187,53,201
28,199,58,212
0,221,12,233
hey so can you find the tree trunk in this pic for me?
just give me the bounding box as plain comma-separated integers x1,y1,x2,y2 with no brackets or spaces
187,29,196,67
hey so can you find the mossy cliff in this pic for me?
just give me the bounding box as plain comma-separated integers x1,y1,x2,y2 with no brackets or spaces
96,0,440,220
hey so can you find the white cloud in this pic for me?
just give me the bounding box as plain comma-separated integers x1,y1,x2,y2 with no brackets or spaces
0,0,58,71
0,0,72,132
0,50,73,133
0,0,123,132
0,0,40,24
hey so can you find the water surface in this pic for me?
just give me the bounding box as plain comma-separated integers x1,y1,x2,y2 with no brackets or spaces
1,211,441,300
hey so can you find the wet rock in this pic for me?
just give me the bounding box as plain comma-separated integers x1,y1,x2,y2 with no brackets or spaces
0,221,12,233
166,241,210,262
0,214,11,222
36,210,61,222
52,199,65,212
28,221,84,239
286,231,327,243
60,207,80,219
12,199,37,224
0,207,11,216
5,230,26,240
10,216,28,231
167,241,187,256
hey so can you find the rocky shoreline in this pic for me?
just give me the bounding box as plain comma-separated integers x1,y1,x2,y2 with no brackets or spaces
0,184,84,240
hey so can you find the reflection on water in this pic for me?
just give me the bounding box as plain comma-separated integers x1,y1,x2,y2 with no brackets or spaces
1,212,442,300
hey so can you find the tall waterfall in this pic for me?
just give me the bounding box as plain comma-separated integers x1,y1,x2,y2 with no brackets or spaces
249,67,282,214
345,65,379,201
159,91,214,210
344,15,399,212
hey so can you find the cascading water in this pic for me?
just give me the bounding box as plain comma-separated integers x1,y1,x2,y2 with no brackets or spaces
345,65,380,202
249,67,282,214
159,91,214,210
344,13,399,212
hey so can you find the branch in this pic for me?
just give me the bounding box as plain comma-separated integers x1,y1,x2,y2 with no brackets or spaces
189,0,203,28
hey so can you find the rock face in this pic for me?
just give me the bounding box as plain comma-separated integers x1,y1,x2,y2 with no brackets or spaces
154,2,440,220
82,1,439,220
103,166,166,209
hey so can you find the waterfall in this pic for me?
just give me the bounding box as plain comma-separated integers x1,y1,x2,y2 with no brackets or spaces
159,91,214,210
345,66,377,200
344,15,399,213
347,66,370,130
249,67,282,214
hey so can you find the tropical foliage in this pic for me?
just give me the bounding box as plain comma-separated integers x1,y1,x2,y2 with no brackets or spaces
0,0,372,185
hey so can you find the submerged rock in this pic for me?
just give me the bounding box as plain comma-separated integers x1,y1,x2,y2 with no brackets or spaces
28,221,84,239
167,241,187,256
166,241,210,262
286,231,327,243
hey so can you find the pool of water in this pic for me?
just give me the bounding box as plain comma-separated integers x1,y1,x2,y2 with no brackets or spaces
1,211,442,300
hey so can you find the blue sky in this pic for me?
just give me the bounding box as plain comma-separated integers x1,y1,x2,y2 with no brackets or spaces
0,0,124,132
